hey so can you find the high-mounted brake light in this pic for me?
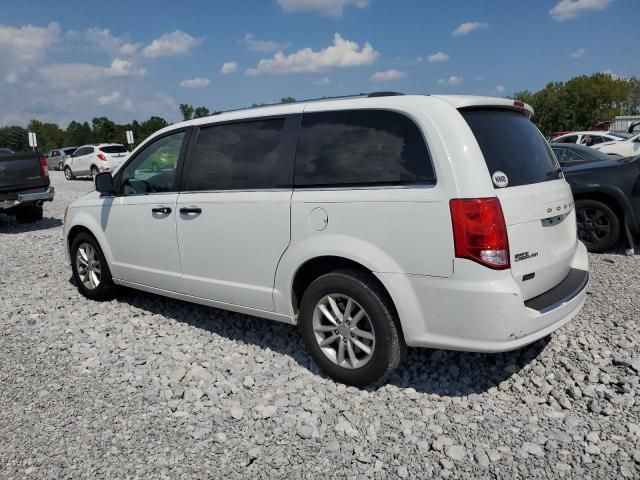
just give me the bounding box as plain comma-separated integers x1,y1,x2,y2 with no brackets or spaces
513,100,525,109
97,153,107,161
450,197,510,270
39,154,49,179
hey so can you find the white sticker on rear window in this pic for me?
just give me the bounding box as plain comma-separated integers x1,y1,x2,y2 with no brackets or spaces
492,171,509,188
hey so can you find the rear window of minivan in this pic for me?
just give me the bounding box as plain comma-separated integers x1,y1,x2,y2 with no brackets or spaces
100,145,127,154
462,109,561,187
295,109,435,187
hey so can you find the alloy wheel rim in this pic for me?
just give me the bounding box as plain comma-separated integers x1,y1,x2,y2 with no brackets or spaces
76,243,101,290
576,207,610,244
312,294,376,369
65,168,71,179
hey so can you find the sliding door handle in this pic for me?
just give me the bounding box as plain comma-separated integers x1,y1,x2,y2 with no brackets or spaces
179,207,202,214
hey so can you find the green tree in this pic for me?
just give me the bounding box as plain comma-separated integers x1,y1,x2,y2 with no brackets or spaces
0,126,29,152
27,119,64,152
65,121,94,146
194,106,210,118
281,96,296,104
179,103,194,121
91,117,118,143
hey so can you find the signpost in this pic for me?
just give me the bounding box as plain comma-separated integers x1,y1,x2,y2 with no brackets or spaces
28,132,38,151
125,130,134,150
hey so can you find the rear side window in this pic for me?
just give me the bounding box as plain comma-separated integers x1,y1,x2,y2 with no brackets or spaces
63,148,77,156
294,109,434,187
462,109,560,187
189,119,285,191
100,145,127,154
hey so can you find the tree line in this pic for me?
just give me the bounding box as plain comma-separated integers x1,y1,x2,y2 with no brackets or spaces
513,73,640,134
3,73,638,153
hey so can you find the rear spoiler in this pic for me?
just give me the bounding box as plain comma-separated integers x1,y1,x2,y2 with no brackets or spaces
433,95,534,119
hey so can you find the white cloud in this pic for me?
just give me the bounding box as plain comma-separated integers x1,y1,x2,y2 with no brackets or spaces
427,52,449,63
246,33,378,75
313,76,331,85
277,0,369,16
244,34,289,53
220,61,238,75
0,22,61,83
370,69,406,81
180,77,210,88
496,84,505,93
97,90,121,105
570,48,586,58
438,75,463,87
143,30,201,58
105,58,146,77
451,22,488,37
549,0,613,21
84,28,140,56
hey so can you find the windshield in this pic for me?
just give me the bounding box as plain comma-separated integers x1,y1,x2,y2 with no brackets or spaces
462,109,561,187
100,145,127,154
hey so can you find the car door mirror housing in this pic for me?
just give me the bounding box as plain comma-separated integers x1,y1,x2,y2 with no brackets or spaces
95,172,115,195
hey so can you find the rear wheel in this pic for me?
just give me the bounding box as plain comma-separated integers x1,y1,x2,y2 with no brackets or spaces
575,199,620,252
70,232,116,301
57,161,63,171
64,166,74,180
14,205,43,223
90,166,99,179
299,269,405,386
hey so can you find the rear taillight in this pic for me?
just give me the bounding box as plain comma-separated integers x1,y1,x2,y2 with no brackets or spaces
97,153,107,161
450,197,510,270
39,154,49,179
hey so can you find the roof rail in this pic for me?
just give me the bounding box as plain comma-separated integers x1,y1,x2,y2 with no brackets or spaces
367,91,405,98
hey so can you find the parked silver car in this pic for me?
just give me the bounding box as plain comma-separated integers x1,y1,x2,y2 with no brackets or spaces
45,147,78,171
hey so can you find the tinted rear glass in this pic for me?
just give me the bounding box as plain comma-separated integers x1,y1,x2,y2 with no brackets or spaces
462,109,560,187
189,118,285,190
295,109,434,187
63,148,77,155
100,145,127,153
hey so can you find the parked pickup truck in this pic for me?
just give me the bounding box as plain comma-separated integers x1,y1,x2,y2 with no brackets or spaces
0,150,54,223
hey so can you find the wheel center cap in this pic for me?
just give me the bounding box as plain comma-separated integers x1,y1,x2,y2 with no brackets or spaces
338,322,351,337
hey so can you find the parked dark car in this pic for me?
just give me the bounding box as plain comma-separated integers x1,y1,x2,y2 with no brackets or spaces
551,143,640,252
0,151,54,223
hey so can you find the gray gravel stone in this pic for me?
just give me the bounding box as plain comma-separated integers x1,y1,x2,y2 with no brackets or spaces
1,171,639,479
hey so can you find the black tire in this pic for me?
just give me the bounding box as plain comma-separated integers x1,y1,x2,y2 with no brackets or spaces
64,166,74,180
90,166,99,179
14,205,43,223
299,268,405,386
70,232,117,301
57,161,63,171
575,199,621,252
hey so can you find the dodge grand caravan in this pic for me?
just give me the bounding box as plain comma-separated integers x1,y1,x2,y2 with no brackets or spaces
63,94,589,385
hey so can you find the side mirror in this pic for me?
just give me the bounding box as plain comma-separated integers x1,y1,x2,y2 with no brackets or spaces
95,172,115,195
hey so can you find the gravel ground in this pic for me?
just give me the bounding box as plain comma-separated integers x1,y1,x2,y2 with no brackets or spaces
1,171,639,479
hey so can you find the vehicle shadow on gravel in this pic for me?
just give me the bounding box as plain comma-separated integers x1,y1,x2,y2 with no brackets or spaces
0,215,63,233
107,285,550,396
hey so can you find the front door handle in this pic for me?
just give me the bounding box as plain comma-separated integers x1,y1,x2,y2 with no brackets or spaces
180,207,202,215
152,207,172,214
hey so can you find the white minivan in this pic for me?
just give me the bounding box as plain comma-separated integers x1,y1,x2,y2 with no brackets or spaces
63,94,589,385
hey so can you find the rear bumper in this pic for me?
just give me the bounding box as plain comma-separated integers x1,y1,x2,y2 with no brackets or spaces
377,241,589,353
0,186,55,210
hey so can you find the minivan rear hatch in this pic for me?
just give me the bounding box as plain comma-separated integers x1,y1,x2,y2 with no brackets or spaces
461,108,577,300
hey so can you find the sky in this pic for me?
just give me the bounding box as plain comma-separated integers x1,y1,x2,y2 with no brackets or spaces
0,0,637,126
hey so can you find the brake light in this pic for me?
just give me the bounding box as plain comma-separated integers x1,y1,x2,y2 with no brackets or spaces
97,153,107,161
513,100,525,108
39,154,49,179
450,197,510,270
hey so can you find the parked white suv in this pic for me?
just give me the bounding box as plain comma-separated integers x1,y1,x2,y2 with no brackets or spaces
64,143,129,180
63,94,589,385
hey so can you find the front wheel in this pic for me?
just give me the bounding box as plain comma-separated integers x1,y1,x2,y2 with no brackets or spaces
64,167,74,180
70,232,117,301
299,269,405,386
575,199,620,252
